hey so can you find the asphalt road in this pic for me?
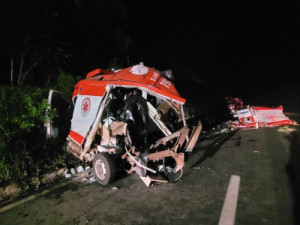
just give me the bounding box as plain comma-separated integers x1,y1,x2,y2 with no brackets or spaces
0,125,299,225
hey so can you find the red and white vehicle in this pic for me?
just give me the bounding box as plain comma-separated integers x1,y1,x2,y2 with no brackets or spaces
51,63,202,186
225,97,243,117
236,106,295,128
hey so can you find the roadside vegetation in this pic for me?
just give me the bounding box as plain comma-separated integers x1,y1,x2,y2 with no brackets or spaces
0,72,78,200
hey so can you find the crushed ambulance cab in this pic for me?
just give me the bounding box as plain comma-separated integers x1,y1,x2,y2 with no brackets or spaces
59,63,202,186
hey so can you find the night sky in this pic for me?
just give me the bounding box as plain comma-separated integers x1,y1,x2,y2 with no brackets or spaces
126,1,300,105
1,0,300,109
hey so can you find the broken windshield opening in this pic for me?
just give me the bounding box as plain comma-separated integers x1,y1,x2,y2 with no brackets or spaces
98,87,182,151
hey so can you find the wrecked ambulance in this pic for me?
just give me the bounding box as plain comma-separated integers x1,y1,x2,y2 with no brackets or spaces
59,63,202,186
235,106,295,128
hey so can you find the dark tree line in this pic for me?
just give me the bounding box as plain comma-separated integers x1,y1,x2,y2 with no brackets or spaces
1,0,131,86
1,0,299,96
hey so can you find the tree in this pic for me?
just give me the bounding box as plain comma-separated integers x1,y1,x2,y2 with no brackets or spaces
1,0,131,86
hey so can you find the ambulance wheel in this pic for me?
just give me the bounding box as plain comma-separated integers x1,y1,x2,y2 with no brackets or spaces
163,157,183,182
93,153,116,185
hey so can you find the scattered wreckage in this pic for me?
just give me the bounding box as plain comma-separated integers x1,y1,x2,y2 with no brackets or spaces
46,63,202,186
226,97,296,128
225,97,243,116
235,106,296,128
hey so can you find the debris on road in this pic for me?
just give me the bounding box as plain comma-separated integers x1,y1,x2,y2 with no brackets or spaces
236,106,296,128
277,126,297,133
64,171,72,178
202,121,238,139
76,166,84,173
225,97,243,117
80,172,89,178
112,187,119,191
64,166,92,180
225,98,297,129
70,168,76,175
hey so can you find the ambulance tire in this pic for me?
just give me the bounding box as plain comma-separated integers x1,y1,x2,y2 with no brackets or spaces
93,153,116,185
163,157,183,183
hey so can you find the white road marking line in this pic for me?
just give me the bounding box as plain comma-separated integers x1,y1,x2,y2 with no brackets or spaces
218,175,241,225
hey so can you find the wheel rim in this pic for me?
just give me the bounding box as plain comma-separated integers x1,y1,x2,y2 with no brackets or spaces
163,158,183,182
95,159,107,180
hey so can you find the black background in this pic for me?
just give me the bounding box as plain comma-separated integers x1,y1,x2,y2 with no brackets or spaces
1,0,299,108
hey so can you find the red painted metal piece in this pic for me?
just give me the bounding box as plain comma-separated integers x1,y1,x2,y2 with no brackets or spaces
72,65,186,104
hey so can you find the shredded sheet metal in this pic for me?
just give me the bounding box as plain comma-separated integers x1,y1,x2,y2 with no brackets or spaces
236,106,295,127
